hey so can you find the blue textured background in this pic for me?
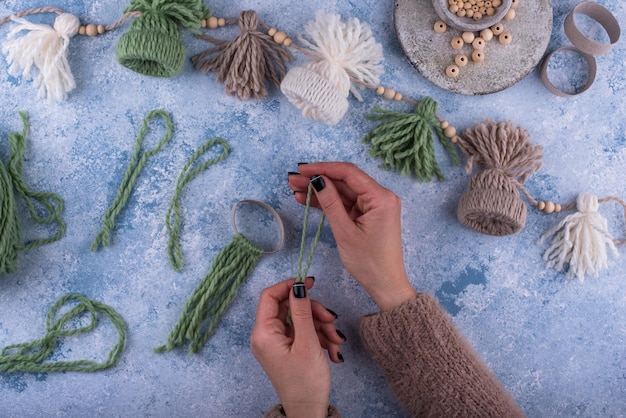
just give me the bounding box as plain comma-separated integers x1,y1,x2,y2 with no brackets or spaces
0,0,625,417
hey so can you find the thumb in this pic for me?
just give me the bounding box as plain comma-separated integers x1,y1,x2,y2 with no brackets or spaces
310,175,352,235
288,283,319,347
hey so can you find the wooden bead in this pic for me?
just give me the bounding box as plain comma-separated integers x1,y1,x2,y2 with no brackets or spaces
457,9,467,17
208,16,219,29
440,120,449,129
462,32,475,44
480,28,494,41
79,26,86,35
451,135,459,143
283,37,292,47
466,9,474,18
499,32,512,45
555,204,562,213
434,20,447,33
511,0,518,8
85,24,98,37
97,25,105,35
451,37,464,50
449,4,459,13
543,201,556,214
504,9,516,20
472,12,483,20
445,64,460,78
383,88,396,100
471,49,485,62
218,18,226,27
201,18,207,28
273,31,288,44
486,7,495,16
491,23,504,35
376,86,385,95
537,201,546,211
455,54,468,66
444,125,457,137
472,37,485,50
492,0,502,6
394,92,403,101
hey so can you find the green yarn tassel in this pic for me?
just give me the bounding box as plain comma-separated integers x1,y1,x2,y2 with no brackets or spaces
0,294,126,373
91,109,173,251
166,138,230,271
0,112,65,275
156,233,264,355
117,0,210,77
362,97,459,182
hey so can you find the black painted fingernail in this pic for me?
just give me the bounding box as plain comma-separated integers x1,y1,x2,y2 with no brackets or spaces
337,352,344,363
311,175,325,192
336,329,347,341
288,171,299,176
326,308,338,318
297,162,309,166
293,283,306,299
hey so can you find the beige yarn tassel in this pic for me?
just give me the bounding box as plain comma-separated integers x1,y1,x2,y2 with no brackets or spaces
192,10,293,100
538,193,625,282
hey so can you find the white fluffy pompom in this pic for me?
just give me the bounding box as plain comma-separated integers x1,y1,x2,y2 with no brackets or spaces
538,193,619,282
3,13,80,102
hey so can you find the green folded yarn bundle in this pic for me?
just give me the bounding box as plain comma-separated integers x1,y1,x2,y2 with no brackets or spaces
116,0,209,77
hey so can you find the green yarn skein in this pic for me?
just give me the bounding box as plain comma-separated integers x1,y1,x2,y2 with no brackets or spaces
116,0,210,77
0,112,65,275
362,96,459,182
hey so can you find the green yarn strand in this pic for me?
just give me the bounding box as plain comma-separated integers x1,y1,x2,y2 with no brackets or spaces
0,112,65,275
156,233,264,355
166,138,230,271
362,97,459,182
0,294,126,373
125,0,209,33
91,109,173,251
296,183,326,283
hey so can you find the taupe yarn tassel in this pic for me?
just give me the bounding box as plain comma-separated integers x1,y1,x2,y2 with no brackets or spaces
192,10,293,99
456,120,543,236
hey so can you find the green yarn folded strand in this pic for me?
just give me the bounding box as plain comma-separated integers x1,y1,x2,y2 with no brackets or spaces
295,183,326,283
156,233,264,355
0,294,126,373
117,0,210,77
166,138,230,271
362,97,459,182
91,109,173,251
0,112,65,275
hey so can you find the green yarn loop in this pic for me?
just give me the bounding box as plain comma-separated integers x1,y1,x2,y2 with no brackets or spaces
295,183,326,283
156,233,264,355
91,109,173,251
166,138,230,271
117,0,209,77
0,112,65,275
0,294,126,373
362,97,459,182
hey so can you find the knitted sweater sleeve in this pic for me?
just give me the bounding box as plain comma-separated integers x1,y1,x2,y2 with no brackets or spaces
359,293,526,418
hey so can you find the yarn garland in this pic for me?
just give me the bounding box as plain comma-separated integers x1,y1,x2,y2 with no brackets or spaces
0,112,65,275
157,200,284,355
2,13,80,102
455,119,544,236
0,294,126,373
116,0,209,77
91,109,173,251
166,138,230,271
537,193,626,282
192,10,294,100
362,97,459,181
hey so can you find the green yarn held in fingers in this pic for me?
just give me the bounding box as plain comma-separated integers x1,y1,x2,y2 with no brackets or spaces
116,0,210,77
362,97,459,182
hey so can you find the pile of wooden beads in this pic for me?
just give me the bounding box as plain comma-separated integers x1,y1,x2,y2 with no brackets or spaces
448,0,503,21
437,0,519,78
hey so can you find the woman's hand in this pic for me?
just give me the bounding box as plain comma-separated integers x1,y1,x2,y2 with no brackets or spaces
250,278,344,418
289,162,417,311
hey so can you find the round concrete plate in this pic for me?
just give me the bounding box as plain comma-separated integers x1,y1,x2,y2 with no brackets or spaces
394,0,553,95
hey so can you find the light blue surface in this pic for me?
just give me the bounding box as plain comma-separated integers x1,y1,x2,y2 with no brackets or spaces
0,0,624,417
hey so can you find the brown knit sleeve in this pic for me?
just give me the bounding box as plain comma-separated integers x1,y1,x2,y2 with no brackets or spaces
359,293,525,418
263,404,341,418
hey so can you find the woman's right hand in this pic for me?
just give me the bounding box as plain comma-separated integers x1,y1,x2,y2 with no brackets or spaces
289,162,417,311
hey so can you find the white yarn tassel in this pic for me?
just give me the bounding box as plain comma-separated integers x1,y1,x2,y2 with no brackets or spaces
298,11,384,100
3,13,80,102
538,193,619,282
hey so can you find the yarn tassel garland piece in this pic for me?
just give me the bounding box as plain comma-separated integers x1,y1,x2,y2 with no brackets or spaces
456,120,543,236
0,294,126,373
362,97,459,181
192,10,294,100
281,10,384,125
156,233,264,355
2,13,81,102
91,109,173,251
166,138,230,271
538,193,625,282
116,0,209,77
0,112,65,275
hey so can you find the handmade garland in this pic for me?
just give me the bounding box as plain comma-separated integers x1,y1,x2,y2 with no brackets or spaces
0,112,65,275
156,199,285,355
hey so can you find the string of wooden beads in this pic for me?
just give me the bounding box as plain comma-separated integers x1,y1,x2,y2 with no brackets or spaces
201,16,226,29
267,27,292,46
375,85,403,101
537,201,562,214
79,23,106,36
